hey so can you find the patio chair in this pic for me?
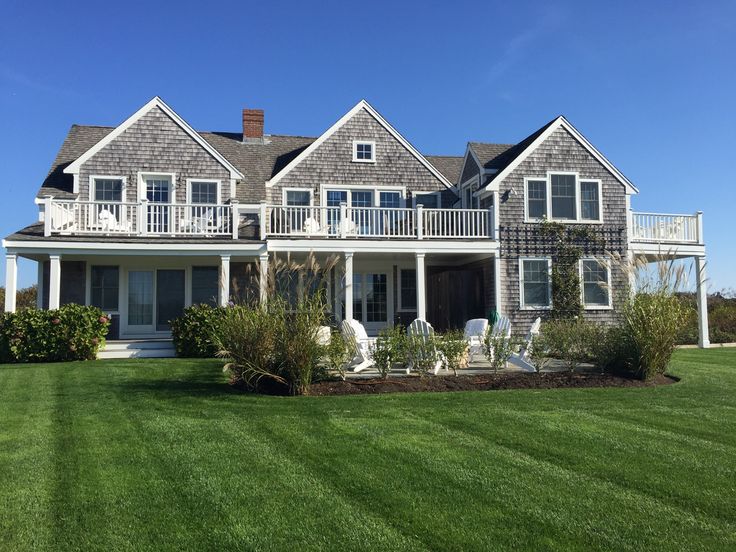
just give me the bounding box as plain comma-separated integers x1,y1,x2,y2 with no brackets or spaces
463,318,488,362
316,325,332,346
507,317,542,372
340,319,376,373
303,216,328,236
406,319,444,375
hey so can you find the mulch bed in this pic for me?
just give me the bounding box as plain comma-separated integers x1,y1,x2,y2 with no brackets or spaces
307,372,678,396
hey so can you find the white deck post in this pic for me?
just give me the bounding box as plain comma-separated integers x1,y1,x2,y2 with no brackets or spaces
43,196,53,237
259,253,269,305
340,203,348,238
230,200,239,240
259,201,267,241
49,254,61,310
36,260,44,309
219,254,231,307
416,252,426,320
416,205,424,239
344,252,354,320
4,253,17,313
695,255,710,348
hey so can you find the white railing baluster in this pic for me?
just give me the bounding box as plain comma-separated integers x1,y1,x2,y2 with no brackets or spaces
631,211,700,244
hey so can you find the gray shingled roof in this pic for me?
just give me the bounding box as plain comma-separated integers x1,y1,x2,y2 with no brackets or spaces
424,155,464,185
36,125,463,203
200,132,315,203
467,142,515,171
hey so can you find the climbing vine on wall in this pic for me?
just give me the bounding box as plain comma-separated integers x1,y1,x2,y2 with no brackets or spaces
539,220,604,319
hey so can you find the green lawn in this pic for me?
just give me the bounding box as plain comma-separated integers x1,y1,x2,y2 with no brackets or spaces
1,350,735,551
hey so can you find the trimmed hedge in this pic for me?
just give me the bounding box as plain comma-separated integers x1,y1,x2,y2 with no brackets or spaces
0,304,109,363
170,304,227,358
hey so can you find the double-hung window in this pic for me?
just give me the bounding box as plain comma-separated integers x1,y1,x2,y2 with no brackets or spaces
399,268,417,311
93,178,123,202
581,259,611,308
526,173,602,223
189,180,220,230
550,174,576,220
284,189,312,232
580,180,601,221
413,192,440,208
520,258,551,309
191,266,219,306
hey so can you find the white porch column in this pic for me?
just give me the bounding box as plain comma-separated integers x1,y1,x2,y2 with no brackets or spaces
415,252,426,320
49,254,61,310
344,252,354,321
695,256,710,348
4,253,17,313
493,253,502,315
36,259,44,309
219,254,231,307
259,253,269,305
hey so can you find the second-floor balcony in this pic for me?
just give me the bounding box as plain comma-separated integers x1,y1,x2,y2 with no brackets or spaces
263,204,494,240
43,198,495,240
630,211,704,245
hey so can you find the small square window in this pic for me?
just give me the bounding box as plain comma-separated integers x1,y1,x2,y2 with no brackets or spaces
353,141,375,162
93,178,123,202
190,181,218,204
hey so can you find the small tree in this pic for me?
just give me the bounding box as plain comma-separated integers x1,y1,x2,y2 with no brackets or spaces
483,330,517,375
405,333,440,377
370,325,405,379
325,330,351,380
436,330,469,376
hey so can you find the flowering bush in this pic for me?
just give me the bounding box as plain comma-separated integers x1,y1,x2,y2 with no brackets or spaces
0,304,109,363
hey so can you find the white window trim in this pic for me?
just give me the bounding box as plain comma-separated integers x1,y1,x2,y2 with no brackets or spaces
352,140,376,163
282,187,314,206
412,191,442,208
397,267,417,312
137,172,176,203
186,178,221,205
523,172,603,224
88,175,127,203
320,184,406,207
519,256,552,310
580,257,613,310
459,174,481,209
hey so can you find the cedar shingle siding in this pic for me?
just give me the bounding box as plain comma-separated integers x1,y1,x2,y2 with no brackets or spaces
459,155,480,184
269,108,455,206
79,107,231,203
498,126,628,330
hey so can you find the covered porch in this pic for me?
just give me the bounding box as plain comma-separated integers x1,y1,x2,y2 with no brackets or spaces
3,242,266,340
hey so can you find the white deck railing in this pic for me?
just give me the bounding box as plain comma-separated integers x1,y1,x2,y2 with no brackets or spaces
631,211,702,244
263,204,493,240
45,198,236,237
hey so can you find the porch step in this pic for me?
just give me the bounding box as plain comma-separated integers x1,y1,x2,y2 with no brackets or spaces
99,339,176,359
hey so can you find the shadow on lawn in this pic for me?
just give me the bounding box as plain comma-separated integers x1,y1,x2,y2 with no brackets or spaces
116,375,237,399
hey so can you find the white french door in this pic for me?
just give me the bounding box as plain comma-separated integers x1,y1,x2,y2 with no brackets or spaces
349,271,391,333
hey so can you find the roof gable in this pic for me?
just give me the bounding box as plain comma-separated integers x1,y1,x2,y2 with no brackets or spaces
267,100,453,189
63,97,243,191
481,116,638,195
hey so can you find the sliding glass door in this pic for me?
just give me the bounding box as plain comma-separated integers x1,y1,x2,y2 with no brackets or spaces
125,268,185,335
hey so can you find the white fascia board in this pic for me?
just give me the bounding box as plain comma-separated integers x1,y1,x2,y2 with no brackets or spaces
267,99,453,189
266,239,499,255
63,96,243,180
2,240,266,256
476,116,639,198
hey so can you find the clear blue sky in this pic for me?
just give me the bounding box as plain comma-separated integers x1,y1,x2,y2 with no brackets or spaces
1,0,734,290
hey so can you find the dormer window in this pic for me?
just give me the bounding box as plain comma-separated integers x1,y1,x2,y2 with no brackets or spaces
353,140,375,163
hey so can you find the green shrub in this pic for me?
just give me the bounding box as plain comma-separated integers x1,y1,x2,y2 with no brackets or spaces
0,304,109,363
436,330,469,376
483,330,518,374
370,325,406,379
171,304,227,358
404,332,440,377
541,318,602,373
621,291,685,380
214,252,336,395
325,330,351,380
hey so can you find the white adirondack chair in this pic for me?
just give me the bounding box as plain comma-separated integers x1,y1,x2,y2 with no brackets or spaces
508,317,542,372
340,319,375,373
463,318,489,362
492,315,511,338
406,319,444,375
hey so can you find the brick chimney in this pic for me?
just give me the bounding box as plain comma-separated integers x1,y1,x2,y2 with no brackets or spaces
242,108,264,142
